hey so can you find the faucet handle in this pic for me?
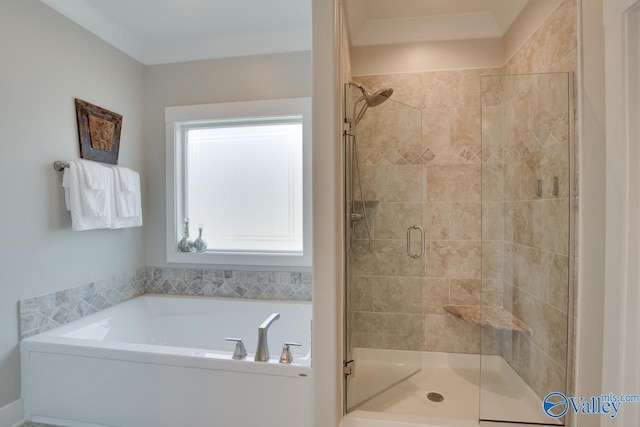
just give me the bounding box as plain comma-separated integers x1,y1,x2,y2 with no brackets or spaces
279,341,302,364
226,337,247,360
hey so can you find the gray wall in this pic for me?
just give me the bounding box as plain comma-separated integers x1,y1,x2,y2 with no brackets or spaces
0,0,146,408
143,52,312,269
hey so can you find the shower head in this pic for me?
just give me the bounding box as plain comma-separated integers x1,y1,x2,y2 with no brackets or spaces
349,82,394,126
363,88,394,107
350,83,394,107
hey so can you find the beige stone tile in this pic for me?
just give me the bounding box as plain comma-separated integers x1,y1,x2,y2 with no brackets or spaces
503,0,576,75
425,240,449,278
503,157,522,202
424,313,480,353
533,0,578,73
450,279,481,305
351,239,377,275
360,165,423,203
503,74,532,103
512,245,543,298
513,201,535,247
550,49,577,74
504,88,533,143
373,239,425,277
481,325,505,356
425,240,481,280
539,143,570,198
422,70,464,109
541,252,570,312
422,68,490,109
373,277,422,314
533,198,569,255
350,332,383,349
422,108,451,149
511,286,535,329
451,107,481,146
481,106,503,146
532,73,570,130
352,108,374,146
450,241,482,279
532,300,568,367
350,276,374,312
482,159,504,202
481,279,504,307
481,75,503,107
423,203,449,240
520,150,542,200
426,164,481,203
450,202,481,240
350,201,376,240
428,146,481,166
353,311,384,334
482,240,503,281
354,73,425,110
502,242,515,285
373,109,422,151
352,311,423,350
422,278,449,315
482,201,503,241
375,202,422,240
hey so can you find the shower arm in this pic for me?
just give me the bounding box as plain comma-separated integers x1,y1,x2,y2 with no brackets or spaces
352,96,368,127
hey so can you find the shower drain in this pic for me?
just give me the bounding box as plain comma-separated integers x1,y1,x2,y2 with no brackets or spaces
427,392,444,403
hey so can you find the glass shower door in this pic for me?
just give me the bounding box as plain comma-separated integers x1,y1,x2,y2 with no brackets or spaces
480,72,571,425
344,84,424,412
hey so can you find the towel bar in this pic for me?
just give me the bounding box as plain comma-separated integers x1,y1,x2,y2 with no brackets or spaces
53,161,70,171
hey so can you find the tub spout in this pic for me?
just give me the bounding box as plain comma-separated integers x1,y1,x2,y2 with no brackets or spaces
255,313,280,361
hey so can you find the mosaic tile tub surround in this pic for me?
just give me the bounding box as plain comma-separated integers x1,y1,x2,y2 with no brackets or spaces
19,267,312,340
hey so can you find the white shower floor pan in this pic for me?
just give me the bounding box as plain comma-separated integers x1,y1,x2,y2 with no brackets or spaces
343,350,561,427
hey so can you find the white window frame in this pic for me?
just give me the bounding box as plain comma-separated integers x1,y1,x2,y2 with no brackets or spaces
165,97,312,268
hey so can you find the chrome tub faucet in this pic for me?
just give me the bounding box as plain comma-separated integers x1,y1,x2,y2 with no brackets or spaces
254,313,280,362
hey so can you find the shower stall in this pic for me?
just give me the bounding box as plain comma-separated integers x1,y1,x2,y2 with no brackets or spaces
343,71,572,426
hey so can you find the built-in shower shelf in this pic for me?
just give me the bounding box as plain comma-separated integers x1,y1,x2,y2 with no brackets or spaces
443,305,532,334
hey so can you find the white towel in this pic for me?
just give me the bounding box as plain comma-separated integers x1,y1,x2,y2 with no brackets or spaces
109,166,141,218
110,170,143,229
62,161,112,231
76,159,111,217
109,165,142,229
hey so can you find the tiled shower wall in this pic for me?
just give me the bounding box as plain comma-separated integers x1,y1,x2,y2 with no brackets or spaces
19,267,312,340
350,67,500,353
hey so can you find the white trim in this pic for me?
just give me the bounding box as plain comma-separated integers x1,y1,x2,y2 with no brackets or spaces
165,97,313,269
312,0,342,426
603,0,640,425
0,399,24,427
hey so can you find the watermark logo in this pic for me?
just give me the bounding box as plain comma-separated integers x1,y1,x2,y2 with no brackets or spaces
543,392,569,418
543,392,640,419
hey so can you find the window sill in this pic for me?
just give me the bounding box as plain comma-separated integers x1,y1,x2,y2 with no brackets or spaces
166,249,312,270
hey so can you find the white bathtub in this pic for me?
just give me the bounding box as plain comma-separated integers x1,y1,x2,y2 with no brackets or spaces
21,295,313,427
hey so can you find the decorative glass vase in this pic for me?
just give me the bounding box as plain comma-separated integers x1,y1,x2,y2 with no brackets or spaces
193,224,207,252
178,218,194,252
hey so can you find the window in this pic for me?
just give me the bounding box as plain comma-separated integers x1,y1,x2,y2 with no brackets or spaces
166,98,312,268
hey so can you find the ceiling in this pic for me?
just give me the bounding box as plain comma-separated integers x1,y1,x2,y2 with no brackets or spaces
41,0,530,64
40,0,312,65
345,0,530,46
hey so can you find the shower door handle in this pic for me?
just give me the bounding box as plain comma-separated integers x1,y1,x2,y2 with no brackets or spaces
407,225,425,259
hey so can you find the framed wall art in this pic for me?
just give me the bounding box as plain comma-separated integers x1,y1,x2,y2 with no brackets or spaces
75,98,122,165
